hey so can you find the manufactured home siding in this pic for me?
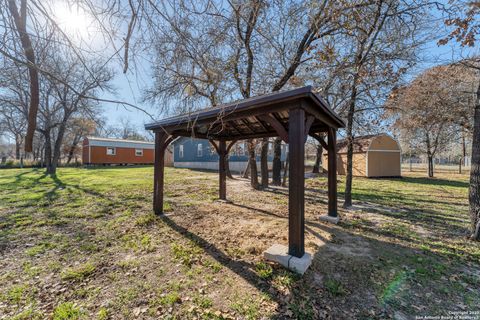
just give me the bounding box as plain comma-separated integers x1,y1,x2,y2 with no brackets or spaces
82,138,90,164
173,137,286,172
88,146,155,164
82,137,162,165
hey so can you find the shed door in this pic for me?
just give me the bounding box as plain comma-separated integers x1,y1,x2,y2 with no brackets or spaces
367,151,401,177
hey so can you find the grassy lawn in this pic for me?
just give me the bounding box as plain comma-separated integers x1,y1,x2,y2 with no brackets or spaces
0,166,478,319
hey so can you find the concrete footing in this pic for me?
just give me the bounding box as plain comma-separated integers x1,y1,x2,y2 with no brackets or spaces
263,244,312,275
215,199,232,204
319,215,340,224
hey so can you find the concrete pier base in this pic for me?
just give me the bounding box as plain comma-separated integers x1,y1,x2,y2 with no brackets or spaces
264,244,312,275
319,215,340,224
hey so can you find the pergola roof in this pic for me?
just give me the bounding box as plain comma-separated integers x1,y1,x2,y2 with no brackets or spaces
145,86,345,140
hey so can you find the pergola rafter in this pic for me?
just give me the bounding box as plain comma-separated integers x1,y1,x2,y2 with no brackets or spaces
145,86,345,264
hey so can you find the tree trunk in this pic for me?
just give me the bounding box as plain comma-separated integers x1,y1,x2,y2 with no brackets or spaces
44,131,52,173
260,138,269,188
272,138,282,185
312,143,323,173
282,152,289,187
226,156,233,179
427,154,434,178
66,144,75,164
343,75,358,208
50,123,67,174
15,134,21,160
8,0,39,153
66,136,81,164
242,160,250,178
469,82,480,240
248,139,259,189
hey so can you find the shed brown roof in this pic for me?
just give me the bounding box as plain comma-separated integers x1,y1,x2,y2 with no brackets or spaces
335,134,379,153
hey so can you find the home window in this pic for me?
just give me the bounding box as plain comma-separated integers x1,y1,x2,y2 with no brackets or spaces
197,144,203,157
135,149,143,156
106,147,116,155
179,145,184,158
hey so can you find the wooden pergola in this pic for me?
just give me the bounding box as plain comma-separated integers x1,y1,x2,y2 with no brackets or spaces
145,86,345,259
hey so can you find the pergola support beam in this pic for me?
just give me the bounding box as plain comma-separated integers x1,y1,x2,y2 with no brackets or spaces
154,131,171,215
288,107,305,258
218,140,227,200
327,128,338,218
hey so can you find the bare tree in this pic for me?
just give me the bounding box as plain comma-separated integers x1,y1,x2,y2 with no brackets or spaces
440,0,480,239
63,117,98,164
386,65,475,177
34,52,113,174
314,0,430,208
5,0,39,154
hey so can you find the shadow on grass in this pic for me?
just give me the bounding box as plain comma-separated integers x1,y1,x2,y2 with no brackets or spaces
230,202,330,243
160,201,474,318
392,176,468,188
6,170,108,204
43,174,108,202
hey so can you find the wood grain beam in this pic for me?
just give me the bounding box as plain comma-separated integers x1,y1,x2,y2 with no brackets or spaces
258,114,289,143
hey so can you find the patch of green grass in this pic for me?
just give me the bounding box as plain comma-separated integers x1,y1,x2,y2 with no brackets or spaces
73,286,100,300
255,262,273,279
382,222,417,239
163,201,173,212
273,269,299,287
140,234,155,252
96,307,109,320
230,295,261,320
25,243,48,256
23,261,41,277
193,293,213,308
116,286,141,306
156,291,181,307
135,213,156,226
324,278,347,296
288,298,315,320
5,284,27,304
61,262,96,281
226,247,245,258
11,308,43,320
205,260,223,273
171,242,203,267
117,257,140,270
53,302,82,320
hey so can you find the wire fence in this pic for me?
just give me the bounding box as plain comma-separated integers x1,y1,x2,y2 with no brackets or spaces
401,163,471,174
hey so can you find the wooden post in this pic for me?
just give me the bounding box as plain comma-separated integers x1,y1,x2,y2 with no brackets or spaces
327,128,338,217
154,132,167,215
288,107,305,258
219,140,227,200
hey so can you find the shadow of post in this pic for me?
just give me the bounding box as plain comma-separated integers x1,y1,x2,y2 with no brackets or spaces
159,214,286,305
